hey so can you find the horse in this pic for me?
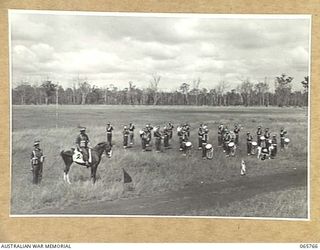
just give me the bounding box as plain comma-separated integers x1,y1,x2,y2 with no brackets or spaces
60,142,112,184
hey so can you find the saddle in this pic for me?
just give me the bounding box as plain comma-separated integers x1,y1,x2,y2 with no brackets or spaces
73,148,92,165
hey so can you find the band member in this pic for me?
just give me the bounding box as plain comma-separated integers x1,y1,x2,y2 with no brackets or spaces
106,122,114,146
76,127,90,165
30,140,45,184
280,127,287,150
181,129,189,154
257,126,262,146
246,132,253,156
198,124,204,149
140,128,149,152
177,125,184,151
129,123,135,145
167,122,174,139
201,128,209,159
184,123,191,137
234,124,241,145
146,124,153,142
223,131,231,156
154,126,162,152
163,126,170,148
123,125,130,148
218,123,224,147
270,134,278,159
264,128,271,147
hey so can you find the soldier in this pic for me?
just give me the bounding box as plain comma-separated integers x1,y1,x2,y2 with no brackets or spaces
234,124,241,146
223,131,231,156
184,123,191,137
154,126,162,152
177,125,184,151
146,124,153,142
163,126,170,148
270,134,278,159
198,123,204,150
218,123,224,147
106,122,114,146
246,132,253,156
129,123,135,145
264,128,271,147
201,127,209,159
76,127,90,166
140,128,149,152
30,140,45,184
257,126,262,146
181,129,189,155
280,127,287,150
123,125,130,148
167,122,174,140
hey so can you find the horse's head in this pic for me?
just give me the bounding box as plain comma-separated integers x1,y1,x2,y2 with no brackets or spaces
96,141,112,158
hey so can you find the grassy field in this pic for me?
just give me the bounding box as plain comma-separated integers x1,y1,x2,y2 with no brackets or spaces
11,105,308,217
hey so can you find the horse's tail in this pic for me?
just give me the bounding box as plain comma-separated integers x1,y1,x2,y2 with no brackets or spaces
60,150,72,165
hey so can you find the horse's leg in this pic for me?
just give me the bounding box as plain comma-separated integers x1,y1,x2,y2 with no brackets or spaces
63,162,72,184
91,165,97,184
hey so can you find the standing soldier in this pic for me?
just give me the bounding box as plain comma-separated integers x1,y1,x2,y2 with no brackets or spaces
106,122,114,146
140,128,148,152
177,125,184,151
218,123,224,147
201,127,209,159
181,128,189,155
123,125,130,148
246,132,253,156
129,123,135,145
257,126,262,146
280,127,287,150
146,124,153,142
234,124,241,146
154,126,162,152
76,127,90,165
167,122,174,140
270,134,278,159
163,126,170,148
30,140,45,184
198,123,204,150
223,130,231,156
264,128,271,148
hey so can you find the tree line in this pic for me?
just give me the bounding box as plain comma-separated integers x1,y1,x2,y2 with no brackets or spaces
12,74,309,107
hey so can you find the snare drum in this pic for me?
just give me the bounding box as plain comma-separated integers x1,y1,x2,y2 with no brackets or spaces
228,142,235,148
205,144,212,150
185,141,192,147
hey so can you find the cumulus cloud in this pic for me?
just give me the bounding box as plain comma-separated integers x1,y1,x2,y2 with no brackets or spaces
10,11,310,91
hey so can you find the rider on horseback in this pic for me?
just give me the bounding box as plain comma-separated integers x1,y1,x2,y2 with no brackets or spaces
76,127,90,166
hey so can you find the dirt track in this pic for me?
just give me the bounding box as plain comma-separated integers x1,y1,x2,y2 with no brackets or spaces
35,168,307,216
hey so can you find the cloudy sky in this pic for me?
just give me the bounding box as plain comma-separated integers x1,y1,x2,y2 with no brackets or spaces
10,11,310,91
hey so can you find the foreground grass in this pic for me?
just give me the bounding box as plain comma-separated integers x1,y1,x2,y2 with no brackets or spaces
11,105,308,216
185,187,308,218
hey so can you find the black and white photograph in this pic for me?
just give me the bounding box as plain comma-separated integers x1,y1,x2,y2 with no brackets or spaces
10,10,310,218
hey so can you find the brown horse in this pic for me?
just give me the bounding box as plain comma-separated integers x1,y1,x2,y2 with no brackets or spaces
60,142,112,184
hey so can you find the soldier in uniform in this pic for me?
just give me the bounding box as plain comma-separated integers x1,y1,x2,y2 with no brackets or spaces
181,128,189,155
246,132,253,156
123,125,130,148
177,124,184,151
140,128,148,152
201,128,209,159
167,122,174,140
154,126,162,152
163,126,170,148
76,127,90,165
223,131,231,156
106,122,114,146
30,140,45,184
234,124,241,146
198,123,204,150
185,123,191,138
146,124,153,142
270,134,278,159
264,128,271,147
257,126,262,146
218,123,224,147
280,127,287,150
129,123,135,145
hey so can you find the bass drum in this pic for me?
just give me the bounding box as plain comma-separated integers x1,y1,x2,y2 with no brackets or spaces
206,144,214,159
